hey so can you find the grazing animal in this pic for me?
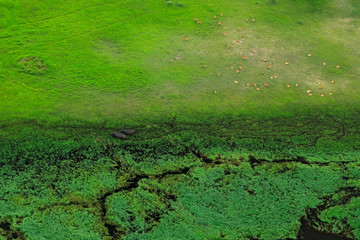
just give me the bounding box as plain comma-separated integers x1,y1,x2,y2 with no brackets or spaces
120,129,135,135
287,84,290,88
245,17,249,21
320,94,324,97
331,80,335,84
264,83,268,87
296,83,299,87
329,92,333,95
256,87,260,90
307,53,311,56
285,62,289,65
238,27,242,30
194,18,197,21
267,64,271,68
111,132,126,139
234,80,238,83
319,84,324,88
246,83,249,87
242,55,247,60
214,15,217,19
227,43,230,48
184,37,189,40
217,22,222,25
336,66,340,68
253,83,257,87
273,75,277,78
237,70,240,73
323,62,326,66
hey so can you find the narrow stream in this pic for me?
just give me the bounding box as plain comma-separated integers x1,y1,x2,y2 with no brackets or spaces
297,217,352,240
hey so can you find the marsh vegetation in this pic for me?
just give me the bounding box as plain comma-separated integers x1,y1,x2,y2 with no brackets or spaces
0,0,359,239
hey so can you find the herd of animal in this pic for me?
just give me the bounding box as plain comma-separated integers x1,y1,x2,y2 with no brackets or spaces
184,13,340,97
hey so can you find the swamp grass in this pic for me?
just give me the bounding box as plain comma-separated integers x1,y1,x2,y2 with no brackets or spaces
0,0,360,239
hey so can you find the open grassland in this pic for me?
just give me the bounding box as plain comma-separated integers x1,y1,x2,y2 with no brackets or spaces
1,0,360,239
1,0,360,124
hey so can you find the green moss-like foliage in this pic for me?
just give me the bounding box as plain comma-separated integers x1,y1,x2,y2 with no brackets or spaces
19,208,104,240
106,179,170,235
319,197,360,238
120,163,343,239
0,114,358,239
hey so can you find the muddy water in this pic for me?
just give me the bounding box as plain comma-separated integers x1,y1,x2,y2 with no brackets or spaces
297,217,351,240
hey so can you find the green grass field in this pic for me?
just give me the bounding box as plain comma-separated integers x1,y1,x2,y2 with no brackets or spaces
1,0,360,124
1,0,360,239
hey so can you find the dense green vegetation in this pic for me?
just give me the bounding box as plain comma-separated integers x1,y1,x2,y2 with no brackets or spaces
1,0,359,239
1,112,359,239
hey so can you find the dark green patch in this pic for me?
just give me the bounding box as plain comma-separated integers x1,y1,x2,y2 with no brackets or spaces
17,56,48,75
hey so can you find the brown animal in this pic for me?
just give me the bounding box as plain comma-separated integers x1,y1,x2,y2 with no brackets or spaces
111,132,126,139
